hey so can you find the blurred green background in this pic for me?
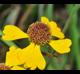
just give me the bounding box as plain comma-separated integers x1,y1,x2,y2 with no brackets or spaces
0,4,80,70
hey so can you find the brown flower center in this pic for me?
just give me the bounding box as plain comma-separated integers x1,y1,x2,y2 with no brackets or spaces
27,22,51,45
0,63,11,70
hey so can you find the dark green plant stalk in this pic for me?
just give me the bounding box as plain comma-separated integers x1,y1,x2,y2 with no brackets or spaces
68,4,80,70
38,4,44,20
44,4,53,20
63,4,76,33
0,30,3,36
59,4,80,70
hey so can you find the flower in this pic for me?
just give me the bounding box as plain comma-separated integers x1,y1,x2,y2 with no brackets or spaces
2,16,72,70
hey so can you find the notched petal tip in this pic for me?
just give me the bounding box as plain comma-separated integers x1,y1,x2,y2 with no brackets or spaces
65,39,72,46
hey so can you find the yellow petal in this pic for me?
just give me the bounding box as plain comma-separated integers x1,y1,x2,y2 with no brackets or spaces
5,46,23,67
18,42,35,64
11,66,25,70
41,16,64,39
41,16,49,24
49,39,72,54
20,43,46,70
34,45,46,70
2,25,29,40
49,21,65,39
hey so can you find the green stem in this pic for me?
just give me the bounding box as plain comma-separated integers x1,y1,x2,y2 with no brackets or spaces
63,4,79,33
68,4,80,70
0,30,3,36
44,4,53,20
38,4,44,20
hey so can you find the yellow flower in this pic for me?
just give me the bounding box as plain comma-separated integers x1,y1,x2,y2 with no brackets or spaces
2,16,72,70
